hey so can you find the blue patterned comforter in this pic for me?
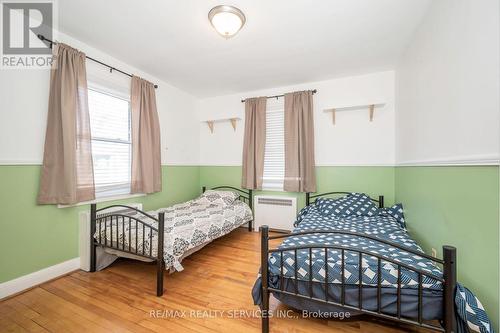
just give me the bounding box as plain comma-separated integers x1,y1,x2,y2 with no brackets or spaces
268,205,443,290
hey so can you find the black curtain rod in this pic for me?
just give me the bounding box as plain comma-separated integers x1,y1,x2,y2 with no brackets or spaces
240,89,317,103
38,35,158,89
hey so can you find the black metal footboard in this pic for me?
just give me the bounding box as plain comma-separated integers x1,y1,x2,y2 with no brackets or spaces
89,204,165,296
260,226,457,333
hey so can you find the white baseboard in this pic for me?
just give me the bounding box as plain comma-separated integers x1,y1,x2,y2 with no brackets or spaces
0,257,80,299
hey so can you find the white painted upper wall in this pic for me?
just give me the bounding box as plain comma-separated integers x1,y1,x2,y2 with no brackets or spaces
396,0,500,164
0,31,200,166
197,71,395,166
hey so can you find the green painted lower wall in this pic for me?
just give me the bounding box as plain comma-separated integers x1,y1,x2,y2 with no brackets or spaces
199,166,396,209
395,166,499,329
0,165,200,283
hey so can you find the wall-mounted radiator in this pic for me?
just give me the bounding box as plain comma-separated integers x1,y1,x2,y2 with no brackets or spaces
253,195,297,232
79,203,143,271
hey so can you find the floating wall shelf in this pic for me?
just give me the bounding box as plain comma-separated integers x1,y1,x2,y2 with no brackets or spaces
201,117,241,133
323,102,385,125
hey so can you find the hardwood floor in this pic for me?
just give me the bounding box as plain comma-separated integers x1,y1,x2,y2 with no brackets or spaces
0,228,433,333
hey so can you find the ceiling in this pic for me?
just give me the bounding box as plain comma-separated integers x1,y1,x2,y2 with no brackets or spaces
59,0,431,98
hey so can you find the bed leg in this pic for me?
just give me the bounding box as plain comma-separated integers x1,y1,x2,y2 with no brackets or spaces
261,225,270,333
156,212,165,297
443,246,457,333
248,189,254,232
90,204,97,272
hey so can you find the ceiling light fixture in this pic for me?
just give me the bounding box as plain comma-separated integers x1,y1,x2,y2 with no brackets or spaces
208,5,246,39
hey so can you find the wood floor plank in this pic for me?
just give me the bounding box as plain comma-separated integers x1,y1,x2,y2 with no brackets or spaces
16,288,107,333
0,316,30,333
0,302,48,333
1,228,434,333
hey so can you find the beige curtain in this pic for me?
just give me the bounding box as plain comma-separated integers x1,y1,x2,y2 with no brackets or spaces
284,90,316,192
130,76,162,194
241,97,267,190
37,43,95,205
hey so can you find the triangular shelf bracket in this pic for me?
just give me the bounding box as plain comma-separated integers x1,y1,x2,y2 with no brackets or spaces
230,118,238,131
206,121,214,133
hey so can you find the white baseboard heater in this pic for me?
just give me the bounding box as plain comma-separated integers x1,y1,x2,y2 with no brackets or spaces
253,195,297,232
79,203,143,271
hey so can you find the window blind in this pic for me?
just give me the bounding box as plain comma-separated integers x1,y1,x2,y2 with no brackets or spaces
262,108,285,190
88,88,131,198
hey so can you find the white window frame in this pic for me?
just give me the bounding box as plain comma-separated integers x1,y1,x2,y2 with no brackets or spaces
88,83,134,200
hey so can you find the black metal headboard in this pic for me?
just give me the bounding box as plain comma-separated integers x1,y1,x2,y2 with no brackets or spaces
202,186,253,210
306,191,384,208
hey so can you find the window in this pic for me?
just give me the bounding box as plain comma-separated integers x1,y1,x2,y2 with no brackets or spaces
262,108,285,190
88,88,132,198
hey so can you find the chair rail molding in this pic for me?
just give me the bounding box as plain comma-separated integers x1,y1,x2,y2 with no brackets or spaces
396,154,500,167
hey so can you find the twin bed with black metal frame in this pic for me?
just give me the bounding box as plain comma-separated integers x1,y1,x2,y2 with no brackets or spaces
258,191,457,333
88,186,253,296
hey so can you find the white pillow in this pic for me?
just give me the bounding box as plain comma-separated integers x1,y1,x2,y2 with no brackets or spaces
197,190,239,206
